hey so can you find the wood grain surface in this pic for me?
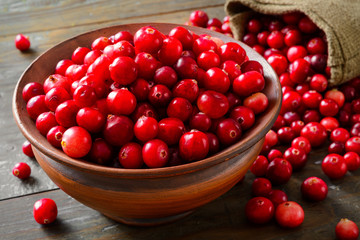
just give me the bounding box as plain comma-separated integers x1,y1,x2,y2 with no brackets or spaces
1,0,360,239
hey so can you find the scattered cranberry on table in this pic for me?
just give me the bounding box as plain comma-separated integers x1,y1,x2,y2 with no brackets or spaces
15,33,31,51
12,162,31,179
33,198,58,225
335,218,359,240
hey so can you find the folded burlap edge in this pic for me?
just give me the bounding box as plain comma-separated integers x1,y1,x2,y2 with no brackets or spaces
224,0,360,87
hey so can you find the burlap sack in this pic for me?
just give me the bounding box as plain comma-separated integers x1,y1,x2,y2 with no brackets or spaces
225,0,360,86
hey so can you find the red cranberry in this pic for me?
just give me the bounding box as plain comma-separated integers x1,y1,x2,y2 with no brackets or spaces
134,52,159,80
83,50,102,66
26,95,49,120
33,198,58,225
290,120,305,136
119,142,143,169
233,71,265,97
302,90,322,109
268,149,283,162
319,99,339,117
322,153,347,179
330,128,350,143
298,16,318,33
301,176,328,201
267,54,288,75
204,67,230,93
245,197,274,224
250,155,269,177
148,84,172,107
267,189,288,208
328,141,345,155
168,26,193,50
219,42,246,65
302,110,321,124
277,127,296,144
167,97,193,122
252,178,272,197
192,37,217,56
55,100,79,128
89,138,113,165
267,31,284,49
266,158,293,185
22,82,45,103
345,137,360,155
134,116,158,142
12,162,31,179
275,201,304,228
87,55,111,81
320,117,340,133
47,126,66,148
284,30,302,46
283,147,307,170
133,26,163,54
76,107,105,133
216,118,242,146
157,117,185,146
172,79,199,103
189,112,211,132
153,66,178,88
44,87,71,112
289,58,310,84
15,34,30,51
310,74,328,92
107,88,137,116
61,126,92,158
205,132,220,155
109,56,138,85
103,115,134,147
287,46,307,63
282,91,302,112
197,90,229,119
230,106,255,131
35,112,58,136
173,56,198,79
344,152,360,171
335,218,359,240
179,130,209,162
197,50,220,70
307,37,326,54
189,10,209,27
300,122,327,147
243,92,268,115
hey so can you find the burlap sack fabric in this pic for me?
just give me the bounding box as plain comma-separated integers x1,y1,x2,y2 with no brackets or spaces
225,0,360,86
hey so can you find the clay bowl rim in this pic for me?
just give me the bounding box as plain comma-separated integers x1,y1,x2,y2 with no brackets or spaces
12,23,281,178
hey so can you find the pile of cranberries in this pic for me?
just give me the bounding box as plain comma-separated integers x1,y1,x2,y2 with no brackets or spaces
22,24,269,169
186,10,360,236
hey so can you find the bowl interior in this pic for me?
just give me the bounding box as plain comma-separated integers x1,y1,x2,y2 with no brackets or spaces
13,23,281,178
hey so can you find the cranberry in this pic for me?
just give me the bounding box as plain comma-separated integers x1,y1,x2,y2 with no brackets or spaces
275,201,304,228
300,122,327,147
344,152,360,171
245,197,274,224
55,100,79,128
233,71,265,97
302,90,322,109
153,66,178,88
322,153,348,179
44,87,71,112
134,116,158,142
158,118,185,146
65,64,87,81
289,58,311,84
61,126,92,158
352,99,360,114
172,79,199,103
284,30,302,47
22,82,45,103
266,158,293,185
91,36,110,51
282,91,302,112
331,128,350,143
216,118,242,146
179,130,209,162
335,218,359,240
243,92,268,115
250,155,269,177
302,109,321,124
307,37,326,54
131,102,158,122
267,189,288,208
319,99,339,117
35,112,58,136
310,74,328,92
79,74,107,99
301,176,328,201
230,106,255,130
173,56,198,79
89,138,113,165
148,84,172,107
113,31,133,43
167,97,193,122
103,115,134,147
298,16,318,33
197,90,229,119
87,54,111,81
104,41,135,61
252,178,272,197
133,26,163,54
83,50,102,66
192,37,217,56
134,52,159,80
197,50,220,70
109,56,138,85
207,18,222,28
242,33,257,47
257,31,270,46
71,47,90,64
268,149,283,162
267,31,284,49
47,126,66,148
219,42,246,65
33,198,57,225
283,147,307,170
277,127,296,144
328,141,345,155
291,136,311,154
168,26,193,50
15,34,30,51
107,88,137,116
189,112,211,132
290,120,305,136
119,142,143,169
12,162,31,179
76,107,105,133
142,139,169,168
267,54,288,75
203,67,230,93
189,10,209,27
287,46,307,63
320,117,340,133
264,130,278,148
345,137,360,155
26,95,49,120
129,78,150,102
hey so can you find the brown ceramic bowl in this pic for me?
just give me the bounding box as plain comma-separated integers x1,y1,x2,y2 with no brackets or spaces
13,23,281,226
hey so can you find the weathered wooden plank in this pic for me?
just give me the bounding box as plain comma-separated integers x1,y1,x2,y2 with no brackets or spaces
0,5,226,200
0,0,225,36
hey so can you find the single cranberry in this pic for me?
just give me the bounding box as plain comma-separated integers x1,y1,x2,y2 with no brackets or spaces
36,111,58,136
55,100,79,128
283,147,307,170
76,107,105,133
189,10,209,27
307,37,326,54
219,42,246,65
83,50,102,66
290,120,305,136
134,116,158,142
134,52,159,80
277,127,296,144
87,54,111,81
179,130,209,162
189,112,211,132
264,130,278,149
133,26,163,54
88,138,113,165
109,56,138,85
65,64,87,81
301,176,328,201
12,162,31,179
272,115,286,131
142,139,169,168
33,198,57,225
350,123,360,137
197,90,229,119
221,22,232,34
322,153,348,179
302,90,322,109
72,85,97,108
335,218,359,240
47,126,66,148
167,97,193,122
257,31,270,46
328,141,345,155
300,122,327,147
107,88,137,116
250,155,269,177
352,99,360,114
113,31,133,43
345,137,360,155
22,140,34,158
243,92,269,115
119,142,143,169
131,102,158,122
267,149,283,162
15,34,30,51
287,46,307,63
44,87,71,112
129,78,150,102
197,50,220,70
263,48,284,59
169,26,193,50
229,106,255,131
267,54,288,75
172,79,199,103
344,152,360,171
148,84,172,107
310,74,328,92
61,126,92,158
71,47,90,64
79,74,107,99
284,30,302,47
26,95,49,120
233,71,265,97
247,19,262,33
207,18,222,28
158,118,185,146
298,16,318,33
330,128,350,143
252,178,272,197
104,41,135,61
266,158,293,185
242,33,258,47
319,99,339,117
302,109,321,124
267,189,288,208
173,56,198,79
192,37,217,56
216,118,242,146
340,85,356,102
267,31,284,49
320,117,339,134
103,115,134,147
91,36,110,51
22,82,45,103
275,201,304,228
289,58,311,84
221,60,241,83
245,197,274,224
282,91,302,112
153,66,178,89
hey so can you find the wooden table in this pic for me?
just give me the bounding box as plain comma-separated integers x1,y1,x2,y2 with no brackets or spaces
1,0,359,239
